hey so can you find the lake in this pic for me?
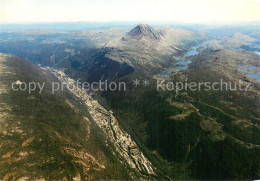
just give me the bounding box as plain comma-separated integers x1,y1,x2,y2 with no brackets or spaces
239,65,260,81
184,44,206,58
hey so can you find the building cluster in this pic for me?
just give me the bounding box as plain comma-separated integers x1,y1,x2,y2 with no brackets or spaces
47,67,154,175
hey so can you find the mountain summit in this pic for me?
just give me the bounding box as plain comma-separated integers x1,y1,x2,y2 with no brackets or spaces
127,24,164,41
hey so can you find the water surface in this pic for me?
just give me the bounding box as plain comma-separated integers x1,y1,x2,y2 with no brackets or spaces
239,65,260,81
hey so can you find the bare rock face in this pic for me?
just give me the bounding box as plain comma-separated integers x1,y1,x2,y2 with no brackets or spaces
126,24,164,41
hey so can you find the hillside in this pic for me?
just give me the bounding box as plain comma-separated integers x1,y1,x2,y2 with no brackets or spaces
101,46,260,180
0,53,155,180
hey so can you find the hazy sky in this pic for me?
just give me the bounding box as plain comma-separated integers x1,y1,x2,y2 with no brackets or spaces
1,0,260,24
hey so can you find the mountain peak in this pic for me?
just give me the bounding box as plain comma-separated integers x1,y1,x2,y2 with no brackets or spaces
231,32,255,40
127,24,164,41
229,32,256,42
